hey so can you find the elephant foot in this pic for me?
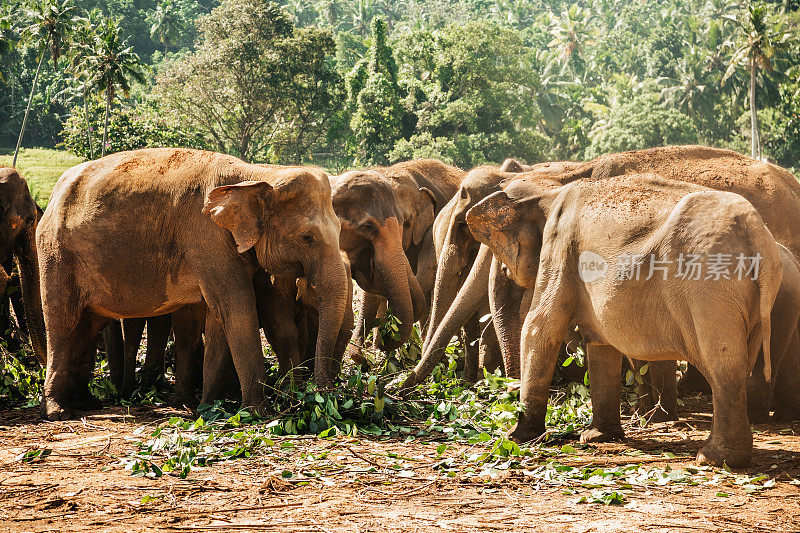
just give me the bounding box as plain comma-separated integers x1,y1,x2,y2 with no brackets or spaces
697,441,751,468
580,425,625,444
508,421,545,445
40,397,76,421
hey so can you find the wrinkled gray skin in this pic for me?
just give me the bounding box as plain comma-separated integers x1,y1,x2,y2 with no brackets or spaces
0,168,46,367
38,149,349,420
331,160,464,357
468,174,784,467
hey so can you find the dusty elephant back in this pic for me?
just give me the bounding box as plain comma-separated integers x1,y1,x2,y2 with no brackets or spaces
386,159,466,200
556,146,800,260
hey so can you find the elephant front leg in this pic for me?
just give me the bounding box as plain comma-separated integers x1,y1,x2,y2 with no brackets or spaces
121,317,146,398
508,307,567,444
201,312,240,405
581,345,625,443
104,321,125,393
346,291,380,365
479,319,503,375
139,314,171,391
201,279,266,415
171,307,203,409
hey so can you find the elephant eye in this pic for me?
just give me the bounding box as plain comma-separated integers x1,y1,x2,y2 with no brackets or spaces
301,233,315,246
360,221,376,232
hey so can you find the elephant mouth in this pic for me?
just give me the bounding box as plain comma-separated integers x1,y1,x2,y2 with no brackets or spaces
351,246,377,293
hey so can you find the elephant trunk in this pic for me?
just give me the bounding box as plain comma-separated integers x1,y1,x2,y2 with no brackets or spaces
17,224,46,365
402,243,493,389
310,248,349,388
331,261,355,375
375,218,420,350
423,219,468,353
489,258,523,379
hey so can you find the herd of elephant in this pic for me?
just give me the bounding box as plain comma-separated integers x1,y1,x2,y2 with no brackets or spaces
2,144,799,469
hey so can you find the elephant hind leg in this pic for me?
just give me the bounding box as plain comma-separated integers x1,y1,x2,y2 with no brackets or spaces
41,306,108,420
694,332,752,468
172,306,202,408
580,345,625,443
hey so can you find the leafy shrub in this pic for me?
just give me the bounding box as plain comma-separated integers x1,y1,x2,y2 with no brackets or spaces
60,96,209,158
585,90,699,159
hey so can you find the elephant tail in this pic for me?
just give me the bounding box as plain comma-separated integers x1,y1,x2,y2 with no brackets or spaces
759,289,772,383
757,248,782,384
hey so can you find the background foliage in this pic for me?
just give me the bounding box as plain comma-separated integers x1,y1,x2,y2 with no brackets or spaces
0,0,798,170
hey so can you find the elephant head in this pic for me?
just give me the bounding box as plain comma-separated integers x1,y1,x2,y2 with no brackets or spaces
466,177,563,289
331,168,445,348
203,166,349,386
0,167,46,364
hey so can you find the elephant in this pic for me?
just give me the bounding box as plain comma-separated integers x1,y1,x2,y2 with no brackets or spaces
0,168,46,365
37,148,349,420
331,159,465,357
405,146,800,424
113,255,354,407
466,172,787,467
260,252,354,382
421,160,583,385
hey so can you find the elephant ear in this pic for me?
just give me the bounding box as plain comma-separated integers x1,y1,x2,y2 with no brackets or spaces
465,191,518,246
411,187,440,246
203,181,273,253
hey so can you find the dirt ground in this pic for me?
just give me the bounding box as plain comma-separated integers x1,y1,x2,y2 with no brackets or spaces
1,398,800,533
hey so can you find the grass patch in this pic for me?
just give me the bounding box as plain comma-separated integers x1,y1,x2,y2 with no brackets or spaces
0,147,84,207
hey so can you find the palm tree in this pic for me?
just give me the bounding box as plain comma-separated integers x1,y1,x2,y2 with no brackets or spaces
85,18,145,157
13,0,79,167
317,0,344,28
148,0,186,54
723,1,791,159
547,4,594,80
68,10,102,159
659,48,715,121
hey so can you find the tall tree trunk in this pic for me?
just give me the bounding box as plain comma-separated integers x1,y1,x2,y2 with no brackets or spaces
13,50,46,167
749,58,760,160
84,89,94,160
102,88,111,157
